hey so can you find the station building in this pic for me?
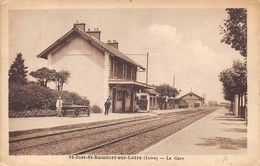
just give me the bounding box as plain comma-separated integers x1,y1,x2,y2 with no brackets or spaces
37,23,153,112
176,92,204,108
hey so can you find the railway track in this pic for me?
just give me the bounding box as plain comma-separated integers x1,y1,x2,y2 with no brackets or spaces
10,115,159,142
10,116,160,152
9,109,196,144
10,110,191,152
9,107,218,155
72,109,214,155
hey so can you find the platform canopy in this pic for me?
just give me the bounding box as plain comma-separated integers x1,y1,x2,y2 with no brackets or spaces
109,79,154,89
144,89,160,96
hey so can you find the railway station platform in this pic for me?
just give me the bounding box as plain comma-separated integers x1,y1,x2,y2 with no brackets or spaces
139,107,247,155
9,108,188,132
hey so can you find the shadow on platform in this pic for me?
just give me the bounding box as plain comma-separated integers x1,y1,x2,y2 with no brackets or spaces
224,128,247,133
214,117,244,121
195,137,247,150
221,122,246,126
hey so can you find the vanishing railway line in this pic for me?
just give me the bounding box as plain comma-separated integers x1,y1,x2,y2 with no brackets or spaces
10,116,159,142
74,109,215,155
9,107,219,155
10,116,160,151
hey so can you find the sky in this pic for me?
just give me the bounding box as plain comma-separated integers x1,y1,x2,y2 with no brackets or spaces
9,9,243,102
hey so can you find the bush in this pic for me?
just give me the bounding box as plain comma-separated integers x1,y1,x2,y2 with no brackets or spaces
9,83,27,111
52,90,89,106
90,105,102,113
9,109,58,118
24,82,56,110
9,82,53,111
9,82,90,115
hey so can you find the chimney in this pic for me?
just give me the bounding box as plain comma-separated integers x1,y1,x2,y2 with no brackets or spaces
85,28,101,40
74,23,86,31
107,40,118,49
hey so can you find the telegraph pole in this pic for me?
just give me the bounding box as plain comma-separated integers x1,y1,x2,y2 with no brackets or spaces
146,52,149,84
173,75,175,88
189,87,192,107
203,93,206,105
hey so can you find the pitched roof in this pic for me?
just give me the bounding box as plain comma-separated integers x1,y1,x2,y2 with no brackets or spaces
37,26,145,70
178,92,204,100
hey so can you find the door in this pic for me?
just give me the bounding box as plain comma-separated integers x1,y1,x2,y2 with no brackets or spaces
122,90,126,112
112,89,116,113
130,91,134,112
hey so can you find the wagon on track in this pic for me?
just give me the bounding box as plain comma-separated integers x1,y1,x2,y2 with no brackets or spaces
62,105,90,117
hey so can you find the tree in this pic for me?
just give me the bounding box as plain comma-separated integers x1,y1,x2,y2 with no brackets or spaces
155,83,179,98
219,68,236,101
54,70,71,90
220,8,247,57
8,53,28,85
219,9,247,119
30,67,56,87
219,60,247,114
219,60,246,98
232,60,247,94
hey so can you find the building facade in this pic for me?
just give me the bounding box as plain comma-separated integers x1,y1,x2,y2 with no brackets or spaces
37,23,152,112
137,89,160,110
177,92,204,108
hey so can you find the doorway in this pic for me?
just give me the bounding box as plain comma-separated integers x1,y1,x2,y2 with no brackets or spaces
122,90,126,112
112,89,116,113
130,91,134,112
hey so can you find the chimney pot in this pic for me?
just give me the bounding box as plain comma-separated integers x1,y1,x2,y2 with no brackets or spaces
107,40,118,49
85,27,101,40
74,23,86,31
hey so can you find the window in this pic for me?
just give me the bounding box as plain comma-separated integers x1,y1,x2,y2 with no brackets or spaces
112,60,118,77
127,65,131,79
131,67,136,80
123,64,127,79
130,68,132,79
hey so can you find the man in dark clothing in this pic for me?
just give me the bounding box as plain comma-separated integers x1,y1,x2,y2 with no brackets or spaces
83,97,90,117
104,99,111,115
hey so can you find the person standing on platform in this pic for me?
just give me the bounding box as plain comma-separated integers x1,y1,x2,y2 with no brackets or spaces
104,98,111,115
56,96,63,117
83,97,90,117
